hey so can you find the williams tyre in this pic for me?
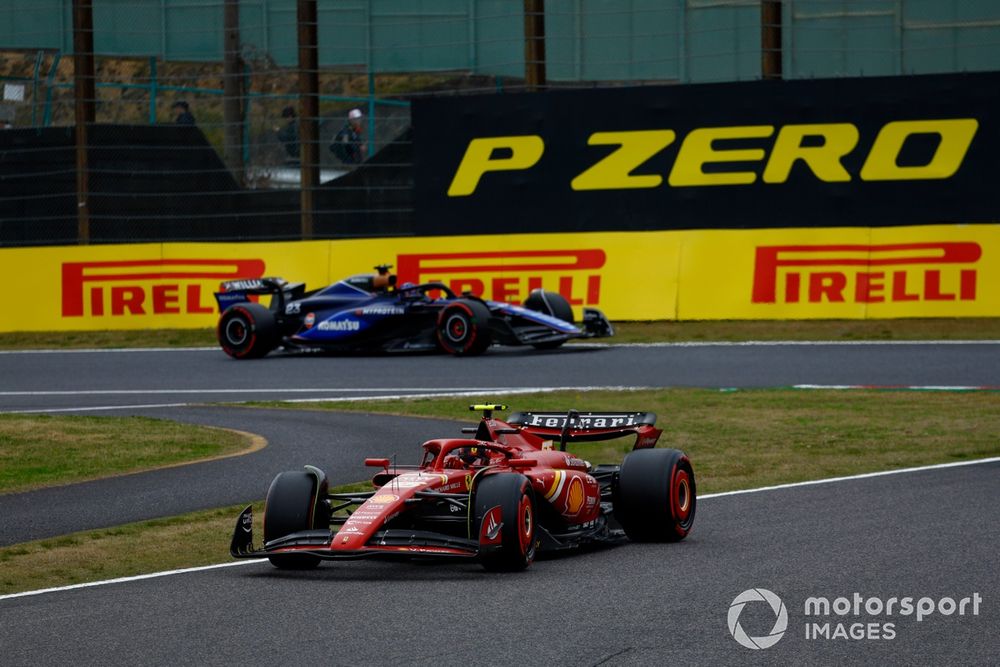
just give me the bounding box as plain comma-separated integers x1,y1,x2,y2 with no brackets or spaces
436,298,494,356
523,289,574,349
217,302,279,359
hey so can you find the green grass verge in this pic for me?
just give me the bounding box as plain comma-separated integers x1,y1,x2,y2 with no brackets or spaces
0,329,217,350
250,389,1000,492
2,388,997,595
0,415,255,494
0,482,373,596
1,318,998,350
0,504,255,595
607,318,1000,343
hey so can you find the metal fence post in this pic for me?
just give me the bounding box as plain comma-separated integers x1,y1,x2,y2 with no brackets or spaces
224,0,245,183
72,0,95,244
762,1,783,80
524,0,546,90
297,0,319,239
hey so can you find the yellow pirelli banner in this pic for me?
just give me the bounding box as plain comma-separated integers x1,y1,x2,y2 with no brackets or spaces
0,224,996,332
679,225,1000,320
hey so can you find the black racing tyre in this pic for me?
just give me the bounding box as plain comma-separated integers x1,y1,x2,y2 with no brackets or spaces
523,289,573,350
524,288,574,323
217,302,279,359
263,469,329,569
614,448,696,542
436,299,493,356
474,474,536,571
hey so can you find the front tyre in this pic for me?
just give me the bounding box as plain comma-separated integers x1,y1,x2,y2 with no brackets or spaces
524,289,573,350
436,299,493,356
474,474,536,571
524,288,574,324
614,448,695,542
263,468,329,569
218,303,279,359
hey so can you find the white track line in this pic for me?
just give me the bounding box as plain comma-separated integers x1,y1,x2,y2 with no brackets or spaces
0,386,650,397
4,383,993,415
699,456,1000,500
2,403,196,414
577,340,1000,348
794,384,999,391
0,561,260,601
1,340,997,356
2,384,992,399
0,387,656,414
2,455,998,603
0,347,216,354
281,386,654,403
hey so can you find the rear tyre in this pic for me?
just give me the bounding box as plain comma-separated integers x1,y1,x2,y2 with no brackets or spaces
218,303,279,359
263,469,329,569
524,289,573,350
614,448,695,542
436,299,493,356
474,474,536,571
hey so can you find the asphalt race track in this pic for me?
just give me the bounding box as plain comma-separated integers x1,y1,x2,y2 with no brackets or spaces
1,342,998,664
1,461,997,665
1,341,998,411
0,408,462,546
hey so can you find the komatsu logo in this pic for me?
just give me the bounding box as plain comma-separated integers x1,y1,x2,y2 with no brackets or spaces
62,259,266,317
751,243,981,305
317,319,361,332
396,249,605,306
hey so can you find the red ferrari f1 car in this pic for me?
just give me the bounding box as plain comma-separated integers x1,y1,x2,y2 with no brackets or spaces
231,405,696,571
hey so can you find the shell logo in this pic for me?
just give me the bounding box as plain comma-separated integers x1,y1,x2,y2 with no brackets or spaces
369,494,398,504
566,476,585,514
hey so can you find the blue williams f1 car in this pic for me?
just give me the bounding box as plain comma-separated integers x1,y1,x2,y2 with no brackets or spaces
214,265,613,358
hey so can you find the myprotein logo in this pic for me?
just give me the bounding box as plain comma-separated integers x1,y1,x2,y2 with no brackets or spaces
62,259,266,317
396,250,605,305
728,589,788,650
752,242,981,305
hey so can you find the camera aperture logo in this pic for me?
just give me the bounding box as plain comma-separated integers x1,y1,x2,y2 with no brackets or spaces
728,588,788,650
728,589,984,649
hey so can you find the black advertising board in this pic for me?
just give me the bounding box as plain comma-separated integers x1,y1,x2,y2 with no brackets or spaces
412,71,1000,235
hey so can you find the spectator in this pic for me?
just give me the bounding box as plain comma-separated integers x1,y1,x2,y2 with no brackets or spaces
275,105,299,161
171,100,196,125
330,108,365,164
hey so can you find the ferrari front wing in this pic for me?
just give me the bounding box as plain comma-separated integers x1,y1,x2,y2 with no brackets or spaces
230,505,482,561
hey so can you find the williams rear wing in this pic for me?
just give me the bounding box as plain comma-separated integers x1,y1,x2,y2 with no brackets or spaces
507,410,662,450
214,277,306,312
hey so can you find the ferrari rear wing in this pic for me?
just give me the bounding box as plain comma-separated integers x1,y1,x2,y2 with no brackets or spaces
507,410,662,450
